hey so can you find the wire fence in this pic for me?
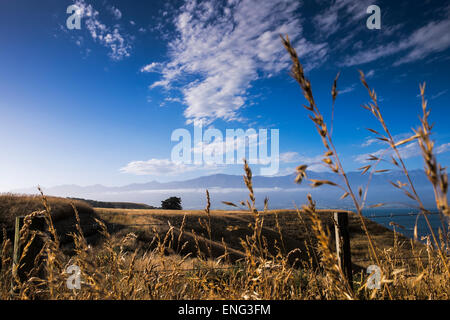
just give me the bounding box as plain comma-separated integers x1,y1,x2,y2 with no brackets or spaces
363,212,440,219
363,211,448,234
10,209,449,289
68,210,449,268
130,266,242,274
351,255,450,263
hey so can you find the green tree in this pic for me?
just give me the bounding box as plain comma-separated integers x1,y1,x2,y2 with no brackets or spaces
161,196,182,210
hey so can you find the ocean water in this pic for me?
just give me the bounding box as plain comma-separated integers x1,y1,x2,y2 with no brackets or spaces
361,208,449,242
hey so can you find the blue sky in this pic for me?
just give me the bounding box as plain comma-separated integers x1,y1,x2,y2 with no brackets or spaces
0,0,449,191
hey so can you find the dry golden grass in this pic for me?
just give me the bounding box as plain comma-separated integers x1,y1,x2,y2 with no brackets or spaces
0,174,448,299
96,207,425,269
0,36,448,300
281,34,449,298
0,193,94,228
0,193,101,250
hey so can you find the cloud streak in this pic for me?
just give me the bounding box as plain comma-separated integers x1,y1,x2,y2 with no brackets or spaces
313,0,374,37
279,152,328,172
355,141,450,163
74,0,131,60
341,15,450,67
120,158,220,176
148,0,328,124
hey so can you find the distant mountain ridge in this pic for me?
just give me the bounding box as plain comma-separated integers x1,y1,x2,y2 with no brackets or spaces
13,170,431,194
10,169,435,210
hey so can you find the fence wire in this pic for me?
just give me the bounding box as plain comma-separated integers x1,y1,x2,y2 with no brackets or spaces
70,211,448,268
363,212,440,219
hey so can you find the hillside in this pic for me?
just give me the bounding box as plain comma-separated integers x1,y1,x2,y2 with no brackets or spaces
96,207,428,270
67,197,156,210
0,194,102,251
0,194,444,300
0,194,426,269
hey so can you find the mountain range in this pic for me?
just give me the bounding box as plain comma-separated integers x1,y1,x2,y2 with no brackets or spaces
11,170,435,210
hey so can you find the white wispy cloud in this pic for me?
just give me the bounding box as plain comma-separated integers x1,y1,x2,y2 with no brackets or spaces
108,6,122,20
74,0,131,60
361,132,412,148
436,143,450,154
120,158,220,176
148,0,328,124
105,187,308,195
341,14,450,67
164,97,183,103
314,8,339,35
279,152,328,172
355,143,415,163
365,69,375,78
280,152,305,163
361,138,378,148
339,84,356,94
313,0,374,36
431,89,448,100
355,141,450,163
140,62,161,73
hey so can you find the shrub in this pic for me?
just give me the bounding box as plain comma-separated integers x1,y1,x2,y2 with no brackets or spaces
161,196,182,210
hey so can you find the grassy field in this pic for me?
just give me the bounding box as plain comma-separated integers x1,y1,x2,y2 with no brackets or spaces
0,37,448,300
0,193,447,300
96,207,424,270
0,193,102,251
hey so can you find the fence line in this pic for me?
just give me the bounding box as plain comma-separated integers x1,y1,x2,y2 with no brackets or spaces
97,212,447,271
76,222,167,228
113,223,167,227
106,253,450,273
76,212,442,229
12,213,449,286
129,266,241,274
352,254,450,263
363,212,440,219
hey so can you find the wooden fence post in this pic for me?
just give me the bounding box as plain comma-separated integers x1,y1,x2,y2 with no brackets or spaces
333,211,353,288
